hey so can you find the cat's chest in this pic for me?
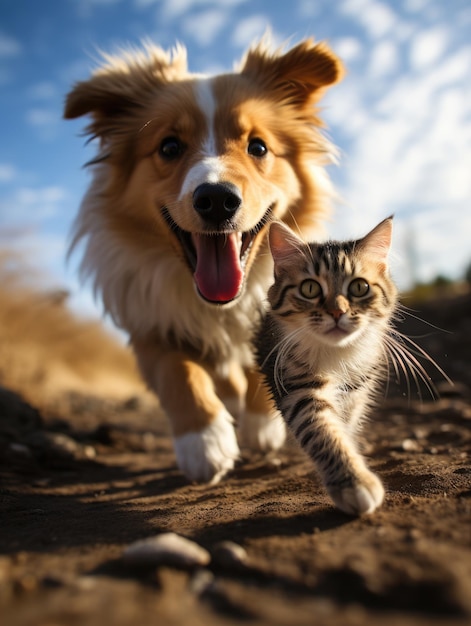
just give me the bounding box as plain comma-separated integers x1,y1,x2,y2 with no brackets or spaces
300,342,379,384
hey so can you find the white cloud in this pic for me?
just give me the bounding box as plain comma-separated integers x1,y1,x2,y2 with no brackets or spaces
230,15,273,50
182,8,228,47
0,164,16,183
430,46,471,84
0,186,68,223
26,108,58,127
156,0,248,21
403,0,430,11
25,108,61,141
28,81,59,100
159,0,213,20
296,0,322,19
326,27,471,289
333,37,363,64
361,2,397,38
340,0,397,39
0,32,21,57
409,26,449,71
323,78,368,137
368,40,399,78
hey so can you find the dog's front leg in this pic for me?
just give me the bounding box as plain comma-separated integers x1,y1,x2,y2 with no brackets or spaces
133,341,239,484
239,367,286,455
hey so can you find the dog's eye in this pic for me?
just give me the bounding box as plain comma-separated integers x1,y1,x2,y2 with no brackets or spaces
159,136,184,160
248,138,267,158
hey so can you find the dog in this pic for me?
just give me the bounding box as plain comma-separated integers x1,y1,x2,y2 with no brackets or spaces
64,37,343,484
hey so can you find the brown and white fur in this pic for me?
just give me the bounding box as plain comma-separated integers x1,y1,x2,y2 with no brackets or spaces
64,38,344,484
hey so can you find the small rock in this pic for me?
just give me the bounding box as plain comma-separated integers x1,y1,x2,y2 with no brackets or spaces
401,438,421,452
83,445,97,459
266,456,282,469
412,427,428,440
189,568,215,595
8,443,32,458
440,423,454,432
212,541,248,568
73,576,97,591
28,432,79,458
123,533,210,569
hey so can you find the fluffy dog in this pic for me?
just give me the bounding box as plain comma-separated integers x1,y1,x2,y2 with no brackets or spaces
64,37,343,483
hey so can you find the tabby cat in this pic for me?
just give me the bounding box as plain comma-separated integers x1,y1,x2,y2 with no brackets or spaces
255,217,396,515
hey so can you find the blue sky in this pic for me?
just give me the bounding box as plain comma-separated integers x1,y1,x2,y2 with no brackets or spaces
1,0,470,322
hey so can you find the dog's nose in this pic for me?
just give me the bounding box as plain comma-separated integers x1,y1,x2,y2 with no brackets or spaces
193,182,242,225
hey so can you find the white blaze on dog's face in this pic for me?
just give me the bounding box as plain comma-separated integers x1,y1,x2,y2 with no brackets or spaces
64,40,343,306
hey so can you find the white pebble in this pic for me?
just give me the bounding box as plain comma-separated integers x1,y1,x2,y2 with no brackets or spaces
123,533,210,568
401,438,420,452
212,541,248,568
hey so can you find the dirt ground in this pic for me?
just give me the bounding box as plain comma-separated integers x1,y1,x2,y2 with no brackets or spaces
1,290,470,626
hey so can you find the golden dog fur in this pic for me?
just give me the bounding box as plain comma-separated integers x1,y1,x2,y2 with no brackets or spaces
64,37,343,483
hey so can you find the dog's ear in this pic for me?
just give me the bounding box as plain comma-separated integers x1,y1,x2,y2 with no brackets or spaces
64,44,188,133
240,38,344,108
64,73,145,121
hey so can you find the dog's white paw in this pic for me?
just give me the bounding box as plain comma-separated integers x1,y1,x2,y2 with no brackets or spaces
238,411,286,454
328,470,384,516
173,410,240,484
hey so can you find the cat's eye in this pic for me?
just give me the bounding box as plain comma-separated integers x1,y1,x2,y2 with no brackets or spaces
300,279,322,299
348,278,370,297
248,138,267,157
159,136,184,160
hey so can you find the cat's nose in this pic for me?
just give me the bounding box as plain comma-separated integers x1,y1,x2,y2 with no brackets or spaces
328,309,345,322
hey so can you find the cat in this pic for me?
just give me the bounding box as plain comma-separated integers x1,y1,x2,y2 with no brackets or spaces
255,217,397,515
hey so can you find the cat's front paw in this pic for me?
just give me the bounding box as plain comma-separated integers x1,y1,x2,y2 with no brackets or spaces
173,410,240,484
328,470,384,516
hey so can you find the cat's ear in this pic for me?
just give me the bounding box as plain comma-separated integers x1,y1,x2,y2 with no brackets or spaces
358,216,393,269
269,222,306,272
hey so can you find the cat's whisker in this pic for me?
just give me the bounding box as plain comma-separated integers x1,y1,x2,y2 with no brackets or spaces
385,333,441,400
380,339,396,394
395,302,452,335
392,329,452,386
384,338,416,400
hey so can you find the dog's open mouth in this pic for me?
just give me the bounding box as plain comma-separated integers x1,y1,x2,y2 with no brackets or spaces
162,208,272,304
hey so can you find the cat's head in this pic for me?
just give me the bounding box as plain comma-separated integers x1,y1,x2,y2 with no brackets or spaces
267,217,397,347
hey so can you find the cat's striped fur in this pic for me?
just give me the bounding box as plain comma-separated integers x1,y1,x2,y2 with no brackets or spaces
255,217,396,515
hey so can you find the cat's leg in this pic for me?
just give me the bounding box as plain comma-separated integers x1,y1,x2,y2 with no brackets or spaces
326,463,384,516
239,367,286,454
133,340,239,484
284,391,384,515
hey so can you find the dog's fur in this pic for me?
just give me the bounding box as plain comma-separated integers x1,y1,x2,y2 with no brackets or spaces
64,37,343,483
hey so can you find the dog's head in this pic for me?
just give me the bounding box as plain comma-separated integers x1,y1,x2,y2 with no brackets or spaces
65,39,343,306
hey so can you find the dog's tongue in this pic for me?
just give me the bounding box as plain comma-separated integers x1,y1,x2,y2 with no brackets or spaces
193,233,243,303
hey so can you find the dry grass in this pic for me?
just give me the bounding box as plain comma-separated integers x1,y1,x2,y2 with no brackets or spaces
0,250,147,405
